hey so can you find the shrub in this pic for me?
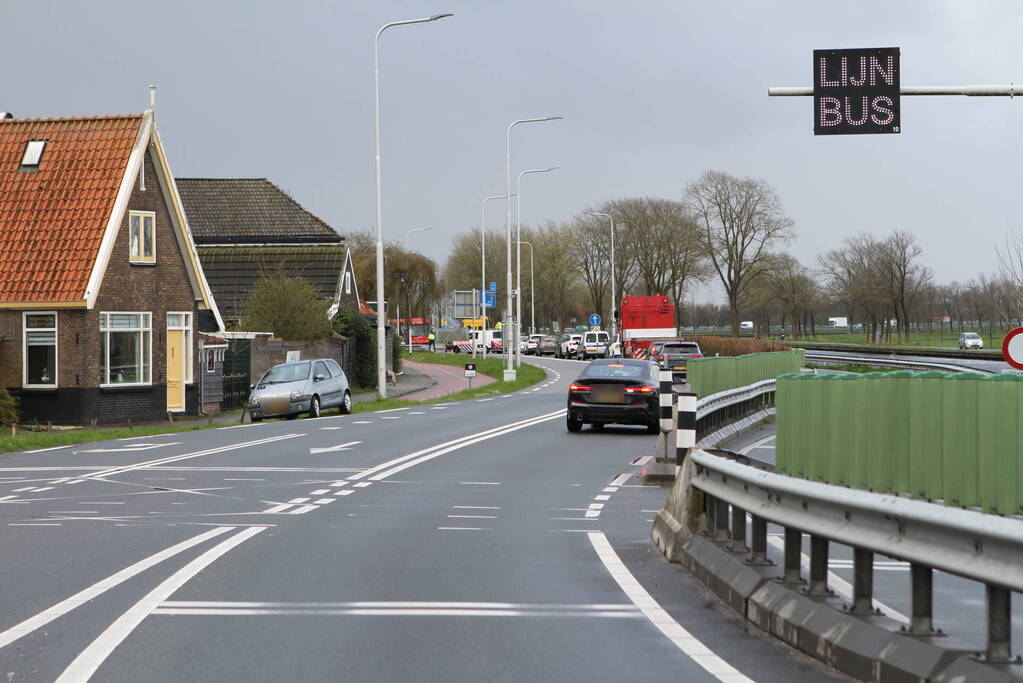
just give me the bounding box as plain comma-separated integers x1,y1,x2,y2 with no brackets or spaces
243,276,332,341
689,335,790,357
0,387,19,426
332,306,376,388
391,327,403,373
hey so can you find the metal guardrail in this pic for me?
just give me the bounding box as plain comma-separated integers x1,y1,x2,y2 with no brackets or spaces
804,352,995,374
685,358,1023,663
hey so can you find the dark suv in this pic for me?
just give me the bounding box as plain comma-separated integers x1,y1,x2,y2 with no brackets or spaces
649,341,703,383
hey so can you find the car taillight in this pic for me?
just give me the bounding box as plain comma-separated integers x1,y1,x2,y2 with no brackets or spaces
569,384,591,391
625,385,655,393
658,354,666,360
692,354,702,359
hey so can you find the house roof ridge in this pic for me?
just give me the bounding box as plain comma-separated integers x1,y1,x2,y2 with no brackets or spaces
0,113,144,124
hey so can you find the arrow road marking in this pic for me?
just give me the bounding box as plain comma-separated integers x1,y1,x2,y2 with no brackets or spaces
309,441,361,454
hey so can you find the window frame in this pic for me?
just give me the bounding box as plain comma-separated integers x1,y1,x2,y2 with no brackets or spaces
20,140,47,168
99,312,153,387
128,210,157,264
22,311,58,388
167,312,193,383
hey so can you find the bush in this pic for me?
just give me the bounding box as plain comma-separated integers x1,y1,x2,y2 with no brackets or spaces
332,306,376,388
391,327,403,374
0,387,19,426
243,276,332,341
689,335,790,357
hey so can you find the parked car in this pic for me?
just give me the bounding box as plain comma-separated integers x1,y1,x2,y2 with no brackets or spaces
578,330,610,359
959,332,984,349
248,359,352,421
557,333,583,358
649,341,703,383
537,335,558,356
526,334,545,355
604,334,623,358
566,358,660,433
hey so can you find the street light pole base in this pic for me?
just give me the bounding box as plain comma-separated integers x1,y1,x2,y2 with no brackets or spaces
503,369,517,382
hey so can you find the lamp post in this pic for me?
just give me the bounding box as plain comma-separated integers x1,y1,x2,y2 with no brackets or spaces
516,240,534,335
515,167,557,367
504,116,561,381
584,211,616,337
405,227,431,250
373,12,453,400
479,194,514,359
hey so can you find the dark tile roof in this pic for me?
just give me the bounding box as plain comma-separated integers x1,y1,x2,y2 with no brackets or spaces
0,114,142,302
196,244,344,321
177,178,342,244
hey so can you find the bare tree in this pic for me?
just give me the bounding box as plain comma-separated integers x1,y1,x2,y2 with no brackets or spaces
684,170,795,336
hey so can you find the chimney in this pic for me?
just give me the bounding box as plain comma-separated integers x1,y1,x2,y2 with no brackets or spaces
0,113,13,119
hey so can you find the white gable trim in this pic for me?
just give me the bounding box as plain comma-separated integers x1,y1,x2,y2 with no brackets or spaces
149,127,225,332
84,112,153,308
327,247,360,319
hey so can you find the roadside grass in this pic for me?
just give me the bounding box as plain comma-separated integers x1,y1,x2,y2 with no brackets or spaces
0,352,549,454
765,330,1007,349
806,363,879,374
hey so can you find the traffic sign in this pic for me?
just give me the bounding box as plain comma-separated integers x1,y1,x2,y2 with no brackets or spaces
588,313,602,327
489,281,497,293
813,47,900,135
480,292,496,309
1002,328,1023,369
464,362,477,378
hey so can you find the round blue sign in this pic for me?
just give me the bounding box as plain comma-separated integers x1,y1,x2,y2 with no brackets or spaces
588,313,602,327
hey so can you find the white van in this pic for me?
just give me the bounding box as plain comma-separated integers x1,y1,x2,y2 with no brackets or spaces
579,331,610,359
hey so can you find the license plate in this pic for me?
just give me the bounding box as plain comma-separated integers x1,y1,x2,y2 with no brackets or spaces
262,398,289,414
593,388,624,403
673,365,685,370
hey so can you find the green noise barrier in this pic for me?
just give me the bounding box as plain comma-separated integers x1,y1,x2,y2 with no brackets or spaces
686,349,806,398
775,371,1023,515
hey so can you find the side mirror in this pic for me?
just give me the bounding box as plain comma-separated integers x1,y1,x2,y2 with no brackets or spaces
249,384,255,391
314,374,326,381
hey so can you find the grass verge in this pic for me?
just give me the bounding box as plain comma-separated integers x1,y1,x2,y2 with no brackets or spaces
806,363,878,374
0,354,549,453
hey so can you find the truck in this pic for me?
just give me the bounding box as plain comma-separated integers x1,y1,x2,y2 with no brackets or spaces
618,295,677,358
390,317,431,348
446,328,502,354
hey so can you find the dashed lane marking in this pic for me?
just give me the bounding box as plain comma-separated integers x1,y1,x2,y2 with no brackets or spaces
289,505,319,515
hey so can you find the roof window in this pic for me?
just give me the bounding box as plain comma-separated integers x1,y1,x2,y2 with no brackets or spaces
20,140,46,167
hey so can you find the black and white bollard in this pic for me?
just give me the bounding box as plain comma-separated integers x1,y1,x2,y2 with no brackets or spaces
659,370,673,433
675,392,697,472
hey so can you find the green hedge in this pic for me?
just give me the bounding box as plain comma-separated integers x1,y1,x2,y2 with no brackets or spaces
776,370,1023,515
686,349,805,398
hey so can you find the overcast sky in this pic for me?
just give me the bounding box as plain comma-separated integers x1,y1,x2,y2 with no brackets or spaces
6,1,1023,303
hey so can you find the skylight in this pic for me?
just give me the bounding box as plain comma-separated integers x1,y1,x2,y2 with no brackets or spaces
20,140,46,167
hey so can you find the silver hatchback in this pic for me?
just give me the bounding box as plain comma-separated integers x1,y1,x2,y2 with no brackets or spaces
248,359,353,420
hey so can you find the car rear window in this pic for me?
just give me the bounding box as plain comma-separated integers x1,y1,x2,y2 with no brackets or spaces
662,343,701,353
581,364,647,379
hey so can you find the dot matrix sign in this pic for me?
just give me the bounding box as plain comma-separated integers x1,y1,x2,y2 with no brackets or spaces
813,47,900,136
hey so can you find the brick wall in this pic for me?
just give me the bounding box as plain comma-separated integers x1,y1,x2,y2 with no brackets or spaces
250,336,350,382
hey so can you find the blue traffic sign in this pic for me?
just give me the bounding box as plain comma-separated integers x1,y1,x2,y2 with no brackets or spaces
588,313,602,327
481,292,496,309
488,281,497,293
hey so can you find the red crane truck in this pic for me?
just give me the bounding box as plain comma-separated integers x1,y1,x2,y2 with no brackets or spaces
618,295,677,358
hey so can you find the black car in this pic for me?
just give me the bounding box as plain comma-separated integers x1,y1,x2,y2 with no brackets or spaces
566,358,660,433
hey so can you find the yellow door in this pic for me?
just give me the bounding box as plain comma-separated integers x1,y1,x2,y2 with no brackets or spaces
167,329,185,412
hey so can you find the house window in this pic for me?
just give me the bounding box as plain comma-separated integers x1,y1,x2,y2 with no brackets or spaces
100,312,152,385
23,312,57,387
206,349,216,373
167,312,193,383
129,211,156,264
344,271,351,294
20,140,46,168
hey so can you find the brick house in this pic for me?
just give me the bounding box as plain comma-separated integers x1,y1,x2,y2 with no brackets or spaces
0,110,223,424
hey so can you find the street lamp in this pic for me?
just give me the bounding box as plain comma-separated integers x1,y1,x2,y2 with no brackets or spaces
479,194,514,359
504,116,561,381
406,227,431,250
373,12,453,400
516,167,557,368
584,211,616,337
516,240,534,336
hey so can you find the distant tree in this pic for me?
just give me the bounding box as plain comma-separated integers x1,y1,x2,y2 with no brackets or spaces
684,170,795,336
243,276,332,340
0,388,18,426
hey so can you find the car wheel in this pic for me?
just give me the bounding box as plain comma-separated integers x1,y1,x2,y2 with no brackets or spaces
567,414,582,433
251,416,263,422
646,421,659,434
309,396,321,418
591,423,605,432
286,413,298,420
340,390,353,415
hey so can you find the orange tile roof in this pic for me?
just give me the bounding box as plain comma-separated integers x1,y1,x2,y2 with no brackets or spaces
0,114,143,303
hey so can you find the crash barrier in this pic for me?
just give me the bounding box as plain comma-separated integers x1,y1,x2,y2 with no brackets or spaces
689,449,1023,676
686,349,805,398
804,351,978,373
776,370,1023,515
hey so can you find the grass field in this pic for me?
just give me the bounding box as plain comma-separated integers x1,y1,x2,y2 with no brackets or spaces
761,329,1007,349
0,353,548,454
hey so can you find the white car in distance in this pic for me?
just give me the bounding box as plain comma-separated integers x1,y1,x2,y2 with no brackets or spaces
959,332,983,349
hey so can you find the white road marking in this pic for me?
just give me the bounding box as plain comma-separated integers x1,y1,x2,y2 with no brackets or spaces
330,481,348,487
603,487,618,493
217,423,265,429
585,510,601,518
49,510,97,514
437,526,491,531
0,527,234,650
320,426,344,430
224,478,265,481
22,445,74,454
313,498,334,505
56,527,265,682
78,443,180,453
447,515,497,519
9,523,61,526
765,536,908,624
739,434,777,456
353,482,372,488
588,503,604,510
461,481,500,485
588,532,753,682
631,456,653,466
153,600,641,618
594,495,610,501
287,498,310,504
452,505,500,510
309,440,361,454
409,411,426,414
610,473,632,487
309,489,330,495
375,407,410,414
289,505,319,514
79,501,124,505
334,490,354,496
430,407,447,410
261,504,294,514
549,517,599,521
380,416,401,420
476,399,494,402
32,486,55,492
12,487,34,492
352,421,373,424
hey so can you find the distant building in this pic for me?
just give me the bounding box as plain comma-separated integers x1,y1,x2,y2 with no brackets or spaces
176,178,345,326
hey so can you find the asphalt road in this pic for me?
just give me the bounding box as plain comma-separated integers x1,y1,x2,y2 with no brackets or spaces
0,356,845,682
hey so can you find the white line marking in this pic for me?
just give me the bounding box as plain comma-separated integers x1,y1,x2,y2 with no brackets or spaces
289,505,319,515
152,601,641,618
309,489,330,495
765,536,908,624
594,495,610,501
217,423,265,429
374,407,410,414
22,445,74,454
447,515,497,519
461,481,501,485
430,407,447,410
288,498,310,504
380,416,401,420
353,482,372,488
224,478,264,481
610,473,631,487
320,426,344,430
78,443,180,453
409,411,426,414
739,434,777,456
603,487,619,493
352,421,373,424
9,523,61,526
437,526,491,531
309,440,361,454
334,490,354,496
0,527,233,650
12,487,34,492
261,504,294,514
631,456,653,466
32,486,54,492
313,498,334,505
588,503,604,510
56,527,265,682
585,510,601,518
330,481,348,487
452,505,500,510
588,532,753,682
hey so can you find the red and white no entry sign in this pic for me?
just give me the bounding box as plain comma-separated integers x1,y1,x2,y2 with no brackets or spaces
1001,328,1023,369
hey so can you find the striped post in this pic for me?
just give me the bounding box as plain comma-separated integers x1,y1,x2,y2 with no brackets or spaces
658,370,673,433
675,392,697,468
